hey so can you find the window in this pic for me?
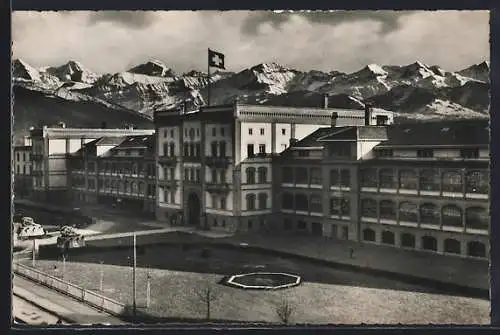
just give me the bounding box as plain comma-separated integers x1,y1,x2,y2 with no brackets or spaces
211,169,217,182
246,167,256,184
258,193,268,209
329,142,351,157
442,170,463,193
248,220,253,229
399,202,418,223
248,128,253,135
330,169,339,186
361,199,377,218
259,144,266,155
257,167,267,183
379,200,396,220
282,167,293,183
211,141,218,157
219,170,226,183
444,239,461,254
417,149,433,158
376,115,389,126
281,128,286,135
381,231,395,245
219,141,226,157
295,167,308,184
184,168,189,181
298,151,310,157
460,148,479,159
16,152,20,161
465,207,488,231
340,169,350,187
401,233,416,248
310,168,322,185
361,168,377,187
220,127,225,136
399,170,417,189
183,142,189,157
247,144,255,157
195,169,200,182
420,203,439,225
211,195,217,208
282,192,294,210
184,128,187,137
246,194,256,210
422,236,437,251
163,167,169,180
16,165,20,174
442,205,463,227
467,241,486,258
466,170,489,194
419,169,440,191
169,143,175,156
295,193,309,211
309,195,323,213
189,143,195,157
212,127,216,136
195,143,201,157
170,129,174,138
220,197,226,210
260,128,265,135
379,169,396,188
362,229,375,242
170,191,175,203
330,197,350,216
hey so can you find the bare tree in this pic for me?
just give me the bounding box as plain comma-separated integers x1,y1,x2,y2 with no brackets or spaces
193,283,220,321
275,297,295,324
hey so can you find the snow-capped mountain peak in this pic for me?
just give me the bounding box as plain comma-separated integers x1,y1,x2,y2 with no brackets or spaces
250,62,291,73
45,60,99,84
13,58,42,81
365,64,388,76
128,60,176,77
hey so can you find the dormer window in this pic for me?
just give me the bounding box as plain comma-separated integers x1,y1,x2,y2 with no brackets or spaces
460,148,479,159
298,151,310,157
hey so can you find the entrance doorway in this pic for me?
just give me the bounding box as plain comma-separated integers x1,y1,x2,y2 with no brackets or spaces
187,193,201,227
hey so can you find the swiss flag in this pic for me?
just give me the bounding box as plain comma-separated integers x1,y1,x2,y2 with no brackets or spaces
208,49,225,70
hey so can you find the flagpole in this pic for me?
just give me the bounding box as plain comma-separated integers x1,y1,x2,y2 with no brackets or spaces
207,48,211,107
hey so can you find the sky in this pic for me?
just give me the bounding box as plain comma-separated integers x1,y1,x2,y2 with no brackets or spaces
12,10,490,75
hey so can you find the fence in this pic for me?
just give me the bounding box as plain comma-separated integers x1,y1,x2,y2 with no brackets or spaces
13,262,126,316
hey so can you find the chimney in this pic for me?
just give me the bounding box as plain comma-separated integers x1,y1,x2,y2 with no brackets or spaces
323,94,329,109
331,112,338,127
364,103,373,126
101,122,107,129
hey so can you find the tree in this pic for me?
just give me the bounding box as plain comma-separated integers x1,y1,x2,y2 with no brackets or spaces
275,297,295,324
193,283,220,321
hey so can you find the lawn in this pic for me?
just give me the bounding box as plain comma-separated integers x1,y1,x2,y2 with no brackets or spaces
27,260,489,325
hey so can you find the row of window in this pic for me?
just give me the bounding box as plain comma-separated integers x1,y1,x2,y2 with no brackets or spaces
245,167,268,184
15,165,32,175
281,193,350,216
376,148,482,159
362,229,487,258
164,127,230,139
245,193,269,210
282,167,350,186
184,167,201,182
361,199,488,230
15,152,30,162
247,144,267,157
162,189,176,204
73,161,155,177
361,168,489,194
72,176,156,196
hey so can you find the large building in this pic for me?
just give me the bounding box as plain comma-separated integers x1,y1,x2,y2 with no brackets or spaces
13,136,33,198
272,119,489,259
29,124,154,203
153,100,394,231
67,135,156,214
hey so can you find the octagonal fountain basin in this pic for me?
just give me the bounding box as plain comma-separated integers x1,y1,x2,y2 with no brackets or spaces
222,272,302,290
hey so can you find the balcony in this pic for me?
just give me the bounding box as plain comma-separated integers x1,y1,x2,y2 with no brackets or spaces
183,155,201,163
205,182,231,193
158,156,178,165
205,156,231,168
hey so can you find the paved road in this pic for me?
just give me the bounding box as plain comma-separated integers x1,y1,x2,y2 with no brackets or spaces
13,275,125,325
13,295,68,325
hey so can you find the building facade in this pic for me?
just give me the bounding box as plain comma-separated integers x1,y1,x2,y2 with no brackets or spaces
154,101,394,232
67,135,156,214
13,141,33,199
29,125,154,203
273,119,489,259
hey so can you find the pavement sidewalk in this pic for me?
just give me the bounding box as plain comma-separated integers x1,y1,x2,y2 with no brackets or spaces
13,275,125,325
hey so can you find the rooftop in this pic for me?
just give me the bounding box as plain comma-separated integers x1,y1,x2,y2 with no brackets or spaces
113,135,154,150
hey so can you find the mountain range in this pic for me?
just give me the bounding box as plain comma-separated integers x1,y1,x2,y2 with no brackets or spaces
12,58,490,141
